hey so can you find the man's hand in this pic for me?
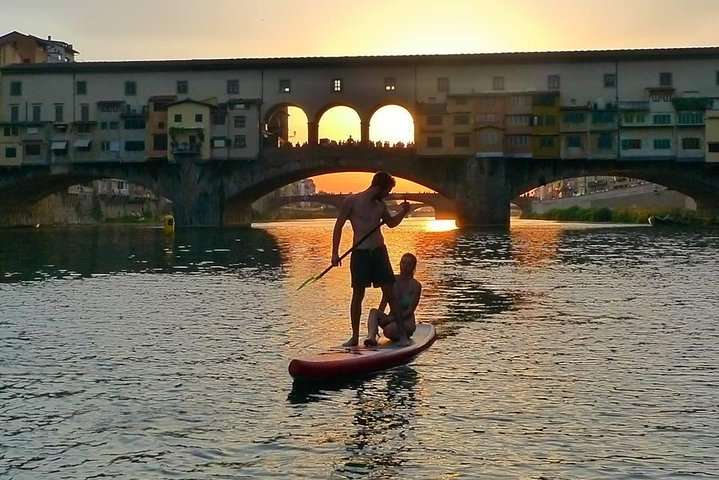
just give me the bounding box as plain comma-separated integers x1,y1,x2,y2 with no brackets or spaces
331,252,341,267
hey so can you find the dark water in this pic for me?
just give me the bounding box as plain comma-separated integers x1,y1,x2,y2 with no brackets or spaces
1,219,718,479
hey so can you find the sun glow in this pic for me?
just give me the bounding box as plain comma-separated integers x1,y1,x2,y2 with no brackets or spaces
369,105,414,145
424,219,458,232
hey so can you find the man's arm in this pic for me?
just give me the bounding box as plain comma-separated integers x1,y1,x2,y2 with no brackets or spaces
383,200,411,228
331,198,352,266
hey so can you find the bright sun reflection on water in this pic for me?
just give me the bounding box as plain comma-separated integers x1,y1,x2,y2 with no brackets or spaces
424,219,458,232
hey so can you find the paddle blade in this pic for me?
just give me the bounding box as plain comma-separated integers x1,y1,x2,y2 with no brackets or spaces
297,264,334,291
296,275,318,291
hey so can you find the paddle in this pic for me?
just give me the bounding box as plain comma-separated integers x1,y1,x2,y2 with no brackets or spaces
297,219,386,291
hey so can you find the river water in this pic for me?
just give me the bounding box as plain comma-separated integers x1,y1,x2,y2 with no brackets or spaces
1,218,718,479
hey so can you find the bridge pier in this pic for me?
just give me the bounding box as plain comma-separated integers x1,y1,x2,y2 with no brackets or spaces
162,154,229,227
223,197,253,226
170,187,225,227
455,156,511,228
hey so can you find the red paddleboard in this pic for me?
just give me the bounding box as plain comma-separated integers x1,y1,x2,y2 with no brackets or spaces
288,323,436,380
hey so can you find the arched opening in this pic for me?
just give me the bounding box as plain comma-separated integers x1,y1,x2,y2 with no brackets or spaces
318,106,361,145
311,105,427,194
286,106,309,146
369,105,414,147
264,104,309,149
518,175,697,223
0,178,170,227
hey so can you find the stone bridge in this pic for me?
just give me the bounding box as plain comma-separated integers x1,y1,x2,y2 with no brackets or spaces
266,192,457,219
1,146,718,227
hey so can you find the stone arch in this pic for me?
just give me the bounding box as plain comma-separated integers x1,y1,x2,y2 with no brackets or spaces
505,158,717,217
367,100,417,122
367,103,416,147
313,103,362,145
0,171,169,226
263,103,311,149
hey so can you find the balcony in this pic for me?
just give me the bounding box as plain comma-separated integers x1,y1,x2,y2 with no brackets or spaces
618,101,649,111
171,142,202,154
121,105,149,117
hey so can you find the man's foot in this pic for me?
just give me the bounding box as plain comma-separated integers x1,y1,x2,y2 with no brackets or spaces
363,337,378,347
395,336,411,347
342,337,359,347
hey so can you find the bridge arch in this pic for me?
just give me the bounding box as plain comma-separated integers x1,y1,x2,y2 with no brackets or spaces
315,105,362,145
368,104,415,147
0,170,170,225
505,160,716,217
222,154,458,224
263,103,311,148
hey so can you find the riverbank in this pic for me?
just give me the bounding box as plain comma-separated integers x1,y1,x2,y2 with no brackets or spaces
0,191,169,227
522,205,717,226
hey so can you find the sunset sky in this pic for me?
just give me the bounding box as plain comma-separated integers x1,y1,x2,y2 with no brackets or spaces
3,0,718,192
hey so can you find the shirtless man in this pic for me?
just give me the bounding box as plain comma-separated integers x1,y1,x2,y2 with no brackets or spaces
331,171,411,347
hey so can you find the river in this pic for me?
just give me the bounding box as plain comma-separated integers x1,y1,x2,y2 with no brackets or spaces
1,218,718,479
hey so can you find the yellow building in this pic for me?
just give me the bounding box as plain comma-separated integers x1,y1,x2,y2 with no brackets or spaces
531,92,561,158
167,99,213,162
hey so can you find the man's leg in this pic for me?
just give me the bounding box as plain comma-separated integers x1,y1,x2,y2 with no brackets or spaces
343,287,365,346
380,283,410,346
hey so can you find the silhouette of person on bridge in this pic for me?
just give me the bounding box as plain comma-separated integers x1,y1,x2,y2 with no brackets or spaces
331,171,411,347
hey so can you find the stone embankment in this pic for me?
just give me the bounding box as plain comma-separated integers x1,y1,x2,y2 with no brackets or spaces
0,192,169,227
527,184,695,215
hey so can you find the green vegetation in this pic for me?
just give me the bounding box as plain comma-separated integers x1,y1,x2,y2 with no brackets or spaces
522,206,717,226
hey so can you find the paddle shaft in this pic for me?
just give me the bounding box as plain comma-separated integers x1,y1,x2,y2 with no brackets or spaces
317,219,386,280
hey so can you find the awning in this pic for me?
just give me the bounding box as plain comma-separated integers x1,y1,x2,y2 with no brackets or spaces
73,138,91,148
51,140,68,150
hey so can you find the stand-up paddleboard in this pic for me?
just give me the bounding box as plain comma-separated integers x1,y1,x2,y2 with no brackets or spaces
288,323,436,380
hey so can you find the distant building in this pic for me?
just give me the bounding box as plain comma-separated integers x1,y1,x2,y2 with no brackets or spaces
0,31,77,67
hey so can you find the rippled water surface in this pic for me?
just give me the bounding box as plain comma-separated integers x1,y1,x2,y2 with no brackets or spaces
1,219,718,479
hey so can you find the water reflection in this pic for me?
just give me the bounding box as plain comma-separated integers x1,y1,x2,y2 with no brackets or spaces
339,367,419,478
0,226,283,283
509,221,563,267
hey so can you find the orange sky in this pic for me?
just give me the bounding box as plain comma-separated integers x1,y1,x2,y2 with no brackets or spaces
4,0,718,192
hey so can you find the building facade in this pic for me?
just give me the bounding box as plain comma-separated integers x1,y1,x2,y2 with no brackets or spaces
2,48,719,168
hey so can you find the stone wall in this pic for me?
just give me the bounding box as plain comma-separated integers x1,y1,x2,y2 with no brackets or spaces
529,184,696,214
0,192,171,227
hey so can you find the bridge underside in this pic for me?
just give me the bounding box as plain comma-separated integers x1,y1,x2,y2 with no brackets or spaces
1,150,718,227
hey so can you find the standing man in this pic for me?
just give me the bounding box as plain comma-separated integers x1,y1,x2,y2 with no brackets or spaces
331,171,411,347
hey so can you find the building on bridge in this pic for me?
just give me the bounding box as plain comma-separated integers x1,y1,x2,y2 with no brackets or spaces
3,47,719,166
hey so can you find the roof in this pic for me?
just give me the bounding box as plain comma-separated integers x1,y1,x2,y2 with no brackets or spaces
3,46,719,74
167,98,216,108
0,31,78,54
